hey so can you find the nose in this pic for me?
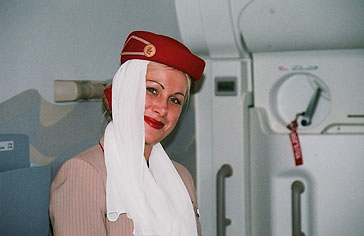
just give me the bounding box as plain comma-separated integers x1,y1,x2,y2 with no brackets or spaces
152,98,167,117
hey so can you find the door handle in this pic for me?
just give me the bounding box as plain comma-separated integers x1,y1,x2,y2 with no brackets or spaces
216,164,233,236
292,180,305,236
300,87,322,127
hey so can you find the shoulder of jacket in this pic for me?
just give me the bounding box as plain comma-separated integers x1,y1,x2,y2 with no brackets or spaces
171,160,194,187
171,160,190,176
61,144,106,178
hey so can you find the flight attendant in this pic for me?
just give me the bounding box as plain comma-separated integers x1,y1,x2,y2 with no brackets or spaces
49,31,205,236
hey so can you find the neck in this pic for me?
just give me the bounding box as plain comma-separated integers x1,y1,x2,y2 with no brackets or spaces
144,144,153,163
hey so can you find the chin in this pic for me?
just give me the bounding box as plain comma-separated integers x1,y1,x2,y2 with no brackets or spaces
144,135,162,146
145,128,165,145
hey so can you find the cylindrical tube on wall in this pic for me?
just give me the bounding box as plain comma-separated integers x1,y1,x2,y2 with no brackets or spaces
54,80,106,102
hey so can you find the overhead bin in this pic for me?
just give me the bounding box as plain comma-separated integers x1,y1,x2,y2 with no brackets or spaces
239,0,364,52
176,0,364,56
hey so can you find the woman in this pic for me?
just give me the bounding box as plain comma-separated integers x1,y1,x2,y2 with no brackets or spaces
49,31,205,236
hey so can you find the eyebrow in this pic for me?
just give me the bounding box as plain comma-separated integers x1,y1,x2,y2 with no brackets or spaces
147,79,164,89
146,79,185,97
175,92,185,97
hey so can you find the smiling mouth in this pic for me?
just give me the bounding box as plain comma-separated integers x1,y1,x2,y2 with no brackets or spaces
144,116,165,129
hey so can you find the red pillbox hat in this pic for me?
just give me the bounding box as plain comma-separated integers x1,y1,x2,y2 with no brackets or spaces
120,31,205,82
104,31,205,111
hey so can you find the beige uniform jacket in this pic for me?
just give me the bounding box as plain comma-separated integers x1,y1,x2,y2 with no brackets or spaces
49,139,201,236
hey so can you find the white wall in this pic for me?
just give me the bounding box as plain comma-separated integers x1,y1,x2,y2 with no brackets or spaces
0,0,182,103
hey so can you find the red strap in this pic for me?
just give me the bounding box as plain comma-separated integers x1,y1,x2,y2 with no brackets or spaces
287,120,303,166
104,85,112,110
99,142,104,153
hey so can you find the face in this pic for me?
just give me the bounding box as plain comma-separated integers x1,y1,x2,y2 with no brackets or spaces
144,63,189,147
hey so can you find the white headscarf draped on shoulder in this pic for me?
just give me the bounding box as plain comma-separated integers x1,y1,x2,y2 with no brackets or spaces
104,60,198,236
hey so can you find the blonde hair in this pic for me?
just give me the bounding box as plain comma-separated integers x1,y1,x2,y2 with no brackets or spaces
102,92,112,122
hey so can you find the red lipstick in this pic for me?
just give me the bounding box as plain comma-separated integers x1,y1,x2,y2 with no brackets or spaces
144,116,164,129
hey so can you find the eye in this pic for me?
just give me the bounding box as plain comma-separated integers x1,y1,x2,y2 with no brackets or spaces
169,97,182,105
146,87,158,95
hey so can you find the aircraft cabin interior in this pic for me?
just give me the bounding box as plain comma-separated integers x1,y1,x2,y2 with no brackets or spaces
1,0,364,235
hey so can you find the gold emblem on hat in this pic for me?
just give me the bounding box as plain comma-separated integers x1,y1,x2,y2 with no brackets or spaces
143,44,156,57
